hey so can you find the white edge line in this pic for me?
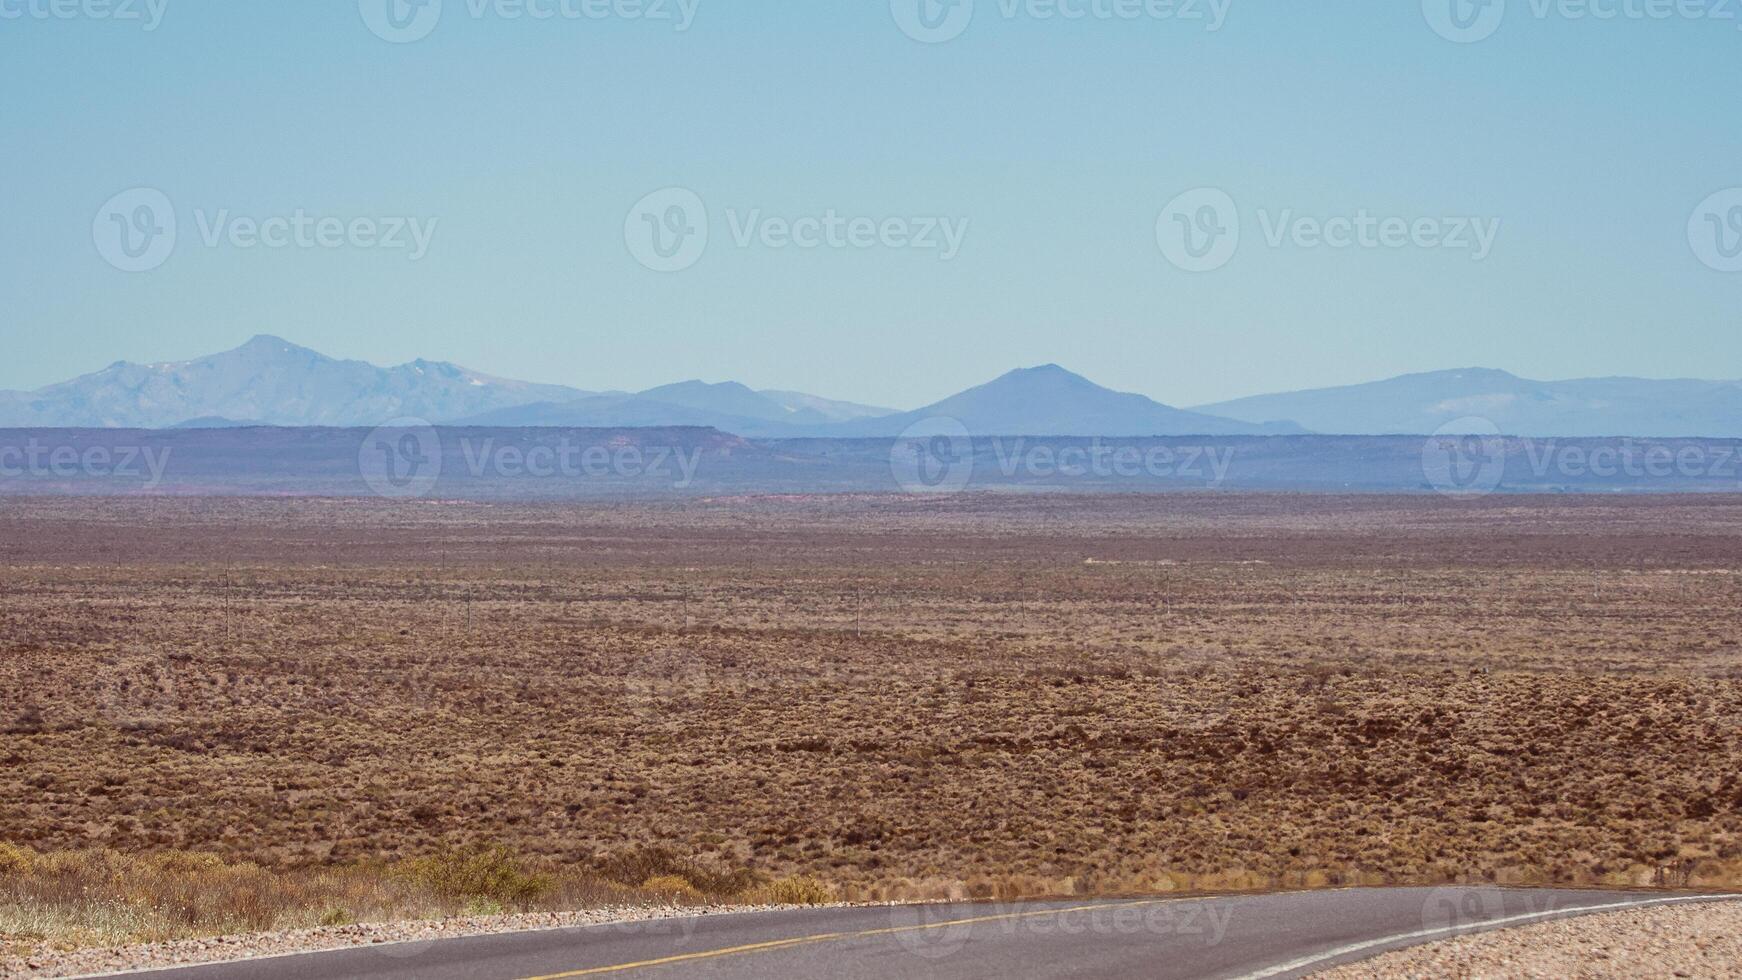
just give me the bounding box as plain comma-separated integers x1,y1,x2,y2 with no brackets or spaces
1229,893,1742,980
47,892,1742,980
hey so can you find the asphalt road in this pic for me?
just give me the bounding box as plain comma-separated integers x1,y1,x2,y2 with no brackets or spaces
81,887,1741,980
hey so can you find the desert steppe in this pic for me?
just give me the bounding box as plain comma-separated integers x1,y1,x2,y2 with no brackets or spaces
3,493,1740,950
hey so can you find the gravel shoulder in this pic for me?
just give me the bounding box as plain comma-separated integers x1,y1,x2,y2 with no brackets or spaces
0,903,844,980
1317,898,1742,979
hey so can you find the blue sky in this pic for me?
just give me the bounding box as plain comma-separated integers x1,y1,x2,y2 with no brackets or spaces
2,1,1738,409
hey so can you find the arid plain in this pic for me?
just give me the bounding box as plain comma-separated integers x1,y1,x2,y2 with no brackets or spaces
3,493,1740,953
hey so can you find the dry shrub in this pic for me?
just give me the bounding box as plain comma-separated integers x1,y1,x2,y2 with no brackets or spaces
0,843,32,877
0,843,811,955
750,875,833,905
595,847,753,899
401,845,551,907
638,875,702,901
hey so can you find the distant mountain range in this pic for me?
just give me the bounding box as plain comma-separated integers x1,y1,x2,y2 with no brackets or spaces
0,336,592,429
822,365,1299,437
465,380,897,436
474,363,1294,437
0,336,891,433
5,337,1742,437
1195,368,1742,437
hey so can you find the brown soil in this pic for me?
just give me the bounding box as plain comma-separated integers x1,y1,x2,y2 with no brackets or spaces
3,494,1740,900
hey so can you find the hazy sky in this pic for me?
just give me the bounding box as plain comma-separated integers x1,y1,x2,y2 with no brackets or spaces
3,1,1738,410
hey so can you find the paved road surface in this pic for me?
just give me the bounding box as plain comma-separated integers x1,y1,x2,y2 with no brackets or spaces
79,887,1741,980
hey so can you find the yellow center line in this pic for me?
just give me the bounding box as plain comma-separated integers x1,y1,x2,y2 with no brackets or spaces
519,899,1171,979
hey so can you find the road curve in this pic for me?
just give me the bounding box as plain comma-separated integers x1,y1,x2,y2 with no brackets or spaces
76,887,1741,980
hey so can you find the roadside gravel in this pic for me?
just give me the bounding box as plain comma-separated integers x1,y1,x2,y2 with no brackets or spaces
1317,897,1742,979
0,903,844,979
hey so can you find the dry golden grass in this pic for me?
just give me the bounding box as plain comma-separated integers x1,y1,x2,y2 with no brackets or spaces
0,840,819,956
1,494,1740,949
